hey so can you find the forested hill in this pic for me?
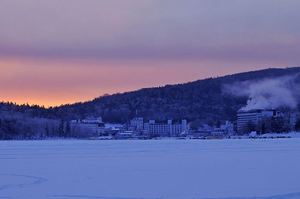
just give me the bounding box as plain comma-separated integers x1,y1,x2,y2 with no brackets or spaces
1,67,300,126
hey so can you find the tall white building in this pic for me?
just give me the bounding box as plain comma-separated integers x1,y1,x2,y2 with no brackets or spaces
144,119,188,137
237,109,280,133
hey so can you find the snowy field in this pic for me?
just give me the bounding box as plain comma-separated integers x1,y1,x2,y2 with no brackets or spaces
1,139,300,199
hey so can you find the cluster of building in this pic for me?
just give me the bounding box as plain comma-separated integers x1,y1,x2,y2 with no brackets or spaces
71,117,123,138
70,108,299,140
237,109,298,135
71,117,190,139
71,116,235,139
189,121,235,139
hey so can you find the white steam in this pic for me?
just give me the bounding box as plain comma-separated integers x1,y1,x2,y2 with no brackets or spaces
224,75,300,111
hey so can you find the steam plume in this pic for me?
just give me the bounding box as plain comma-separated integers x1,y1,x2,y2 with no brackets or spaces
224,75,300,111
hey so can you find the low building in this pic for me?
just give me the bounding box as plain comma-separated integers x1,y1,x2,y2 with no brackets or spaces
130,117,144,131
188,130,211,139
99,123,123,137
115,131,134,139
189,121,234,139
71,117,105,136
215,121,235,135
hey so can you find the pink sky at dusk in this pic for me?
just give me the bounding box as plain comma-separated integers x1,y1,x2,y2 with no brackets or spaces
1,0,300,106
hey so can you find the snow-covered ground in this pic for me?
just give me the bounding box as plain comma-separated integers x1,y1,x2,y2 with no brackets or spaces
0,139,300,199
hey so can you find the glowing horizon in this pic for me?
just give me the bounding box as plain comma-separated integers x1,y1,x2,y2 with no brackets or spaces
0,56,292,107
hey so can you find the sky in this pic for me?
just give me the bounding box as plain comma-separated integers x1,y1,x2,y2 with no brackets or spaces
1,0,300,106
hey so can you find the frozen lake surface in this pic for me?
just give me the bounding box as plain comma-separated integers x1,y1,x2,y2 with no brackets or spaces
0,139,300,199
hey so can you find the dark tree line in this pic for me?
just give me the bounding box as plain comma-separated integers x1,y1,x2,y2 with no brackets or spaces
0,113,90,140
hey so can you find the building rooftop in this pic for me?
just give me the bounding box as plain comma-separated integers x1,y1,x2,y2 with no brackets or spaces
237,109,276,114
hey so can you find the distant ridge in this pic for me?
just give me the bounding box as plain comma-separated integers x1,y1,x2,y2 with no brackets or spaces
1,66,300,125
